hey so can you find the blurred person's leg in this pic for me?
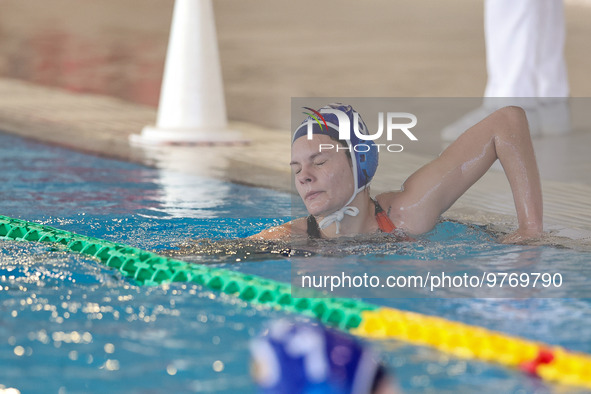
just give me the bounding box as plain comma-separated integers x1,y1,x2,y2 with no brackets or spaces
536,0,571,135
536,0,569,97
483,0,541,139
442,0,570,141
483,0,539,98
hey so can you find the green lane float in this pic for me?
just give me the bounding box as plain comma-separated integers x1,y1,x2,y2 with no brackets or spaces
0,215,373,330
2,214,591,389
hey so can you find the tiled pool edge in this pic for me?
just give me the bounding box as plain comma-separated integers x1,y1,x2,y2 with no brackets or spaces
0,78,292,191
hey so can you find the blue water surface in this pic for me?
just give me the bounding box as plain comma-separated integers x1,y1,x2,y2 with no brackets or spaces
1,132,590,394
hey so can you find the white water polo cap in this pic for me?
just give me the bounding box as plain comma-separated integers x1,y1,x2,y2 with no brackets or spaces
292,103,379,233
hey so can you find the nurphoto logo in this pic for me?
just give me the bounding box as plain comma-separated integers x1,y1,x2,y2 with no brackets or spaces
302,106,418,153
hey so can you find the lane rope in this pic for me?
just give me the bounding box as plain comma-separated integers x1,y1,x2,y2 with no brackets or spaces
1,214,590,388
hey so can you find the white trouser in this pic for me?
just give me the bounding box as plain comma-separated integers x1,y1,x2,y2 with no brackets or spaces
483,0,569,100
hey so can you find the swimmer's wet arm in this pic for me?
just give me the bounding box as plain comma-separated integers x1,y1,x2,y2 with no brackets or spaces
489,107,543,241
397,106,542,240
491,109,543,243
458,106,543,241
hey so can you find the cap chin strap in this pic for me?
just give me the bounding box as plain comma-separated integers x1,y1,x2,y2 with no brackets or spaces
316,133,372,235
317,185,368,235
318,205,359,235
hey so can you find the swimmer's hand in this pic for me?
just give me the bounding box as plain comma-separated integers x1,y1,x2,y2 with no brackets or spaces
500,227,543,244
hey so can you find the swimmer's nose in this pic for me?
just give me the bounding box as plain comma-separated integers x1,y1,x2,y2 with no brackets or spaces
296,166,314,184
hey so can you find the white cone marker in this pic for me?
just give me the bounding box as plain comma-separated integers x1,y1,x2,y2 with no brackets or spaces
131,0,245,145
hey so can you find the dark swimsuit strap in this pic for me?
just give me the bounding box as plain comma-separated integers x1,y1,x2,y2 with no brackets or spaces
306,215,322,238
306,198,397,238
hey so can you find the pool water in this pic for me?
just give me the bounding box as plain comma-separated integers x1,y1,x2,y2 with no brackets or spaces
1,131,590,393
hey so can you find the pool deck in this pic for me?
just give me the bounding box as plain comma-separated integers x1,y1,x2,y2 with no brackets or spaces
1,77,590,249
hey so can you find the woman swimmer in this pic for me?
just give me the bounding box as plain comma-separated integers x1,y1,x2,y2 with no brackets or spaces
251,103,543,243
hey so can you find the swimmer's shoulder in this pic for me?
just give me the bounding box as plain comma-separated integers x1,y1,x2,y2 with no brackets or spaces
376,190,438,235
248,217,308,240
375,191,402,215
375,190,417,232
